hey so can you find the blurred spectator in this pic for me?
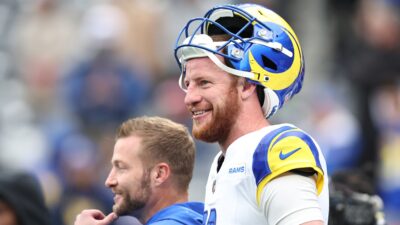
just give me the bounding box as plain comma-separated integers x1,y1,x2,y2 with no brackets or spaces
156,0,232,75
0,171,51,225
12,0,77,116
63,1,155,139
49,130,113,225
328,0,400,223
78,2,127,58
150,77,189,125
62,48,152,137
107,0,164,76
328,0,400,168
305,82,363,175
0,95,50,172
370,85,400,223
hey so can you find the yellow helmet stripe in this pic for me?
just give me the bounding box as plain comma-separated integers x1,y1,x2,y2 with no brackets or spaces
249,30,302,90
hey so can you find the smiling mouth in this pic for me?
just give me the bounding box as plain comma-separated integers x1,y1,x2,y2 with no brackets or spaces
193,110,207,116
192,109,211,119
114,194,122,202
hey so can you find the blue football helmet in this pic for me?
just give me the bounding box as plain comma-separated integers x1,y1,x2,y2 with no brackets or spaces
174,4,305,118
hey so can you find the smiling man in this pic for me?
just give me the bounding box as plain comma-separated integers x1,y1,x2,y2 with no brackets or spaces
74,116,203,225
174,3,330,225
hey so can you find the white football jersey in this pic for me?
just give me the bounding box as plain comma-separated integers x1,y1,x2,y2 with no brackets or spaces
203,124,329,225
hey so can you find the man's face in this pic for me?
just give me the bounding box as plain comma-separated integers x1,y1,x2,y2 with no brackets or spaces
0,201,17,225
183,57,241,143
105,136,152,216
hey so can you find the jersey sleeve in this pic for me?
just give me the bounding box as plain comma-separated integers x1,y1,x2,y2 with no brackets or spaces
261,172,324,225
252,125,325,205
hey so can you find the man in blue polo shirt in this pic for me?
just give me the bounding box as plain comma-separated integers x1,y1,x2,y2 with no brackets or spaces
74,116,203,225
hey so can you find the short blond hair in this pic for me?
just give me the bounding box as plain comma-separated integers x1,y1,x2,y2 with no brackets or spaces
116,116,195,191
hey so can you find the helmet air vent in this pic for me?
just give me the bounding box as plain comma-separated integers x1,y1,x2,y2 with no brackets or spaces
261,55,277,71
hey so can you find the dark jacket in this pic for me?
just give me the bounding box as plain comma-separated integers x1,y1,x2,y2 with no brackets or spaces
0,171,51,225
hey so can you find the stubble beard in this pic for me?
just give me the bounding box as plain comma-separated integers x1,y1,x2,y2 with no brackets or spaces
192,87,240,143
112,171,152,216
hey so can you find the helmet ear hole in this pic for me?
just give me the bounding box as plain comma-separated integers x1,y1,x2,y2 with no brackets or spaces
261,55,277,71
256,85,265,107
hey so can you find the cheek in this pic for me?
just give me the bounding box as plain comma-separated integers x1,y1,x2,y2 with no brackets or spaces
213,92,231,108
204,89,225,104
126,171,145,189
117,170,136,185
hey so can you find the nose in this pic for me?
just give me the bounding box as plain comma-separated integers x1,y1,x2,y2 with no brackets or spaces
105,169,117,188
184,87,202,107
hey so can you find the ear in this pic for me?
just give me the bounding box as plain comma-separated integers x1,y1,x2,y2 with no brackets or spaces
151,162,170,186
238,78,257,100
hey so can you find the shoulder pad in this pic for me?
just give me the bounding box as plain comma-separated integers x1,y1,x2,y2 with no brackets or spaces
252,125,324,204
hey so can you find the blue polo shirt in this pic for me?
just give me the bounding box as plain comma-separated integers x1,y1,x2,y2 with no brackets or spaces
145,202,203,225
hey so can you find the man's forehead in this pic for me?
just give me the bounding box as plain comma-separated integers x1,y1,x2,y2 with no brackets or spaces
186,57,212,68
112,136,142,158
185,56,224,72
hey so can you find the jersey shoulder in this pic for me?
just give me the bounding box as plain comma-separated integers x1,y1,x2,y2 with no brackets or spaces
252,124,325,204
147,202,203,225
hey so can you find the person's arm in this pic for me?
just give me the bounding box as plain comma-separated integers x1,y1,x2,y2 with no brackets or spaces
74,209,118,225
260,172,325,225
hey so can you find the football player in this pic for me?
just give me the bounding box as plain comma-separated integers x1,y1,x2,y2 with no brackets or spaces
174,3,329,225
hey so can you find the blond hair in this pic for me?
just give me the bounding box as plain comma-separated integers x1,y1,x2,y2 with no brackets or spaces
116,116,195,191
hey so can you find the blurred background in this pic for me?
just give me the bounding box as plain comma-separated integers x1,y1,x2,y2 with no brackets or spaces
0,0,399,224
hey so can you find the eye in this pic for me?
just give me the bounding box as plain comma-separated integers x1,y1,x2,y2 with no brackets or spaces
199,80,211,87
114,162,126,170
184,80,190,89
